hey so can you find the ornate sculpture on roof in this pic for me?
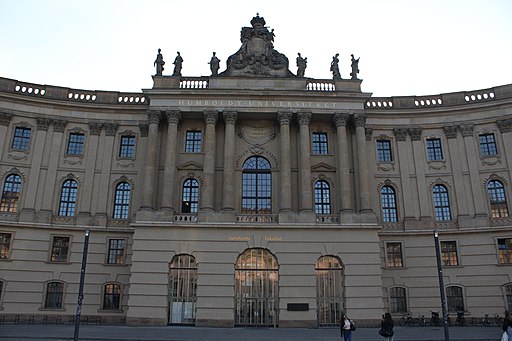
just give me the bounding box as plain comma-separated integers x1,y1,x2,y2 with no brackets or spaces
154,48,165,76
350,54,360,80
330,53,341,79
221,14,293,77
172,52,183,77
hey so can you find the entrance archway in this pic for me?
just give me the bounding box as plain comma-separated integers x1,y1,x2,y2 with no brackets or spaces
168,254,197,324
234,248,279,327
316,255,344,326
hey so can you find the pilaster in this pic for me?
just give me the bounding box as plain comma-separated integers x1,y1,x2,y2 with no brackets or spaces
222,111,237,213
160,110,181,216
353,113,371,212
278,111,292,213
333,113,352,212
199,110,218,215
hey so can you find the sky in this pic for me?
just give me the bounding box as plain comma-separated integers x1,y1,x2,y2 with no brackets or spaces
0,0,511,97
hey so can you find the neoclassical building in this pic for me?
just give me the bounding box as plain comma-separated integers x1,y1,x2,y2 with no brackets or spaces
0,15,511,327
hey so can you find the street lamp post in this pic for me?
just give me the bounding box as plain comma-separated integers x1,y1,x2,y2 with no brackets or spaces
434,230,450,341
74,229,90,341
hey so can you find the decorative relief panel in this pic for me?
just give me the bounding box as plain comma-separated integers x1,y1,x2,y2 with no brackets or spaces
238,120,276,146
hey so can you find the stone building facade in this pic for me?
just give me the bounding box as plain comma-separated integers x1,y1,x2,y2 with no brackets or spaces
0,16,511,328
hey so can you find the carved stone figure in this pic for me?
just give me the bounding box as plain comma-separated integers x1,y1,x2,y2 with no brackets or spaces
221,14,292,77
209,52,220,76
153,48,165,76
330,53,341,79
172,52,183,76
350,54,360,80
296,53,307,77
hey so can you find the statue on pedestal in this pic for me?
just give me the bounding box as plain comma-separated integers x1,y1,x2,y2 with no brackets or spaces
296,53,307,77
330,53,341,79
350,54,360,80
153,48,165,76
173,52,183,76
209,52,220,76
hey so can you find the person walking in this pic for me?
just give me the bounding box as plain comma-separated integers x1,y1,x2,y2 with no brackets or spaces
502,311,512,341
340,313,354,341
379,313,395,341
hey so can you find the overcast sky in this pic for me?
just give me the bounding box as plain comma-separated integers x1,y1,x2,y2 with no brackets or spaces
1,0,511,97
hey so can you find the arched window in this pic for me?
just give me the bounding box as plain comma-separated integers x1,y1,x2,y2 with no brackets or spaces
316,256,343,326
0,174,22,212
314,181,331,214
505,284,512,312
381,185,398,222
44,281,64,309
242,156,271,214
169,254,198,324
235,248,279,327
103,283,121,310
58,179,78,216
182,179,199,213
433,184,451,221
389,286,407,313
446,285,464,313
487,180,509,218
113,182,131,219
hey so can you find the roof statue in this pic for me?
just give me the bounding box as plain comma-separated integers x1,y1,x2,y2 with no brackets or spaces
220,14,293,77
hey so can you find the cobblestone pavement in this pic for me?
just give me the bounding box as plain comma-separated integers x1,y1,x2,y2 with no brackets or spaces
0,324,504,341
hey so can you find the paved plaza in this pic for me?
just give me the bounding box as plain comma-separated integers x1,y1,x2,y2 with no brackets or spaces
0,324,504,341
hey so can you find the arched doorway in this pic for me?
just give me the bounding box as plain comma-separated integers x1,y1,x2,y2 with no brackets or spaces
168,254,197,324
235,248,279,327
316,255,344,326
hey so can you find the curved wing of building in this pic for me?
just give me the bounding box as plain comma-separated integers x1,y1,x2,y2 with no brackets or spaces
0,15,511,327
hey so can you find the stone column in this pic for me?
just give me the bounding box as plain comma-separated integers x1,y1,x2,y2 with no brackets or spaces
393,128,418,220
333,113,352,212
161,110,181,213
40,119,67,218
278,112,293,212
460,123,487,217
20,117,51,221
77,122,102,223
353,113,371,212
497,119,512,192
297,112,313,212
408,128,431,220
95,123,117,224
0,113,13,160
222,111,237,211
141,111,161,210
200,110,218,212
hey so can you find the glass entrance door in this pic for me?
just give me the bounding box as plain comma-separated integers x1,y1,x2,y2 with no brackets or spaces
235,248,279,327
168,254,197,325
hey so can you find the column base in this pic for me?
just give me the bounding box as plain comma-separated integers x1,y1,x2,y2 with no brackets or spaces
19,208,36,223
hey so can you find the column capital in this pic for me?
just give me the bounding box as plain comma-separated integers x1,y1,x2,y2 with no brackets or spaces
165,110,182,125
36,117,52,131
297,112,312,126
88,121,103,135
277,111,293,125
204,110,218,124
139,122,149,137
333,113,350,127
497,119,512,133
223,111,238,125
52,119,67,133
393,128,408,141
442,125,458,139
460,123,474,137
408,127,423,141
353,113,367,127
104,123,118,136
147,110,161,124
0,112,13,126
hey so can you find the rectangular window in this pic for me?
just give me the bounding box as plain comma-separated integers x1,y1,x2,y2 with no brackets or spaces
479,133,497,157
44,282,64,309
66,133,85,155
441,241,459,266
11,127,32,151
312,132,328,154
389,287,407,313
119,135,136,158
50,236,70,262
498,238,512,264
426,138,443,160
386,242,403,268
185,130,202,153
107,239,126,264
377,140,393,162
0,233,12,259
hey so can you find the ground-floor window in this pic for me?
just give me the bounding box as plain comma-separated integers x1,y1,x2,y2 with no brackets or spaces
316,256,343,326
235,248,279,327
505,284,512,312
169,254,197,324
